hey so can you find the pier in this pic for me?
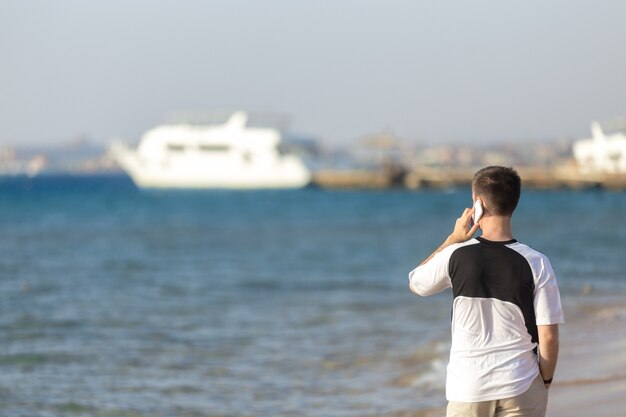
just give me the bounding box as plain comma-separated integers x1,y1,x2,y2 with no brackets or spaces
312,166,626,191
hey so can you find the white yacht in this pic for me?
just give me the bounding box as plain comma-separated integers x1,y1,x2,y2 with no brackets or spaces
573,121,626,174
109,112,311,189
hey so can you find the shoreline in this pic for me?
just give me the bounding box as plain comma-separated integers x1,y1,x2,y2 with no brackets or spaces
2,169,626,192
395,293,626,417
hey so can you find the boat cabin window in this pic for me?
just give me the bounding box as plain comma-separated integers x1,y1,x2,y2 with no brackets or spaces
167,144,185,152
276,143,289,156
199,144,230,152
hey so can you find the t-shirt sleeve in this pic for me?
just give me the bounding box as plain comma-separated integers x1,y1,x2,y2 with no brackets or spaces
533,255,565,325
408,244,455,296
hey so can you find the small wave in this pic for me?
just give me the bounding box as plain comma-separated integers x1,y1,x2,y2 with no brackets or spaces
557,373,626,386
239,279,394,292
390,340,449,389
0,352,78,367
159,385,203,395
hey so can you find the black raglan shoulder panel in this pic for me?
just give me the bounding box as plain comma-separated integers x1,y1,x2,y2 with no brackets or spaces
448,237,538,345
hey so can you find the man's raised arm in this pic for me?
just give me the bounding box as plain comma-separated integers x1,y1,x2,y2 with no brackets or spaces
416,207,479,267
408,207,479,296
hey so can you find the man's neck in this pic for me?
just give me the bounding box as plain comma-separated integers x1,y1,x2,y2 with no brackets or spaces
479,216,514,241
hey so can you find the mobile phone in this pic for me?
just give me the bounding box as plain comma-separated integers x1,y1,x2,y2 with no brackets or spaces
470,199,483,228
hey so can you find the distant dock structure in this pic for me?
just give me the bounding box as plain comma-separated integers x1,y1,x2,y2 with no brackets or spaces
312,122,626,191
312,165,626,191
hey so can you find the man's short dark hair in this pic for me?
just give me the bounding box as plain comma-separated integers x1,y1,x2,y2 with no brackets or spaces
472,166,521,216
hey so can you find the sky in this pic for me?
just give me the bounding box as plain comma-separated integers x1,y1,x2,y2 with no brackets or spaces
1,0,626,147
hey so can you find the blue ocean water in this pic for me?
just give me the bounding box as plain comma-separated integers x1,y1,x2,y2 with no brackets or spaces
1,175,625,417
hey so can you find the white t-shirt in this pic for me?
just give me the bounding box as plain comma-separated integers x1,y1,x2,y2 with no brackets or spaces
409,237,564,402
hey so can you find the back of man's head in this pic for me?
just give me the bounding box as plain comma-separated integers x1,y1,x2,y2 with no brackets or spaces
472,166,521,217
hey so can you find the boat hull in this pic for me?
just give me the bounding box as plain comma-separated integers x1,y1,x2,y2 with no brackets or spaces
110,142,311,189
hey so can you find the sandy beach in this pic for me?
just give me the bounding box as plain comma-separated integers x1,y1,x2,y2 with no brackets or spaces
546,294,626,417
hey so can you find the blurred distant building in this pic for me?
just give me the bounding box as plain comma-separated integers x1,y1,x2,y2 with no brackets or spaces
350,132,413,168
0,138,124,176
454,147,477,167
573,122,626,173
414,145,455,167
0,145,47,177
480,150,515,167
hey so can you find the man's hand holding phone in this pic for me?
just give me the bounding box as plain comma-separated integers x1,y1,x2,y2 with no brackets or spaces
417,205,481,267
449,207,480,244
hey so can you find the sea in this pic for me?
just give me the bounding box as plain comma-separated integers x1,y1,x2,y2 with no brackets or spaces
1,175,625,417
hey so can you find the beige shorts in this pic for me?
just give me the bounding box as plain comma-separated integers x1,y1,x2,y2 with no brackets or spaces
446,375,548,417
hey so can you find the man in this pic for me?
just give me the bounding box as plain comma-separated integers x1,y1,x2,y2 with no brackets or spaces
408,166,564,417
